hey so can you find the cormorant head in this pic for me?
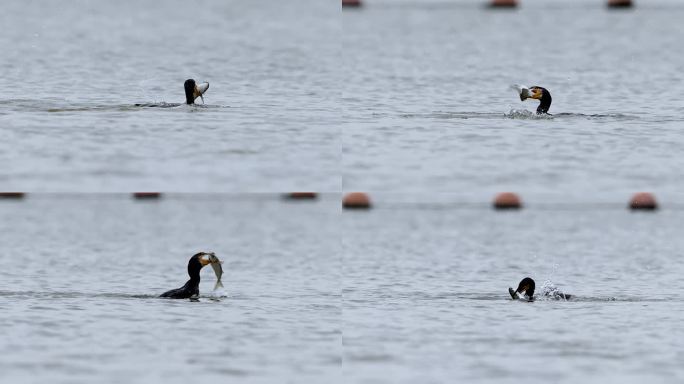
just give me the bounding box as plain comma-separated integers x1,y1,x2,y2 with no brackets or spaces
515,277,536,298
527,86,552,114
187,252,214,277
526,86,544,100
184,79,210,105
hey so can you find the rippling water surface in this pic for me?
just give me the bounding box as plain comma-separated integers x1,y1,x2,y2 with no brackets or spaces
343,0,684,197
0,0,338,191
343,196,684,383
0,194,341,384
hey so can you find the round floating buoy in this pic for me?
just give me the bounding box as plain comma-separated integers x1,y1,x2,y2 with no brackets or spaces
285,192,318,200
607,0,633,8
629,192,657,211
342,0,362,8
488,0,518,8
343,192,371,210
493,192,522,210
0,192,25,199
133,192,162,199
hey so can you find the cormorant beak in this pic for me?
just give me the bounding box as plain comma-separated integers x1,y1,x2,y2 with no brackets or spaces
193,82,210,104
198,253,212,266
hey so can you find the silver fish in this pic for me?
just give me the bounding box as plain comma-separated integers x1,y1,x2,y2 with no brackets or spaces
511,84,530,101
509,287,519,300
195,82,209,104
207,252,224,290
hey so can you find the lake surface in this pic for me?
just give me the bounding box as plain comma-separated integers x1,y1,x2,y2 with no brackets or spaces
343,195,684,383
343,0,684,199
0,0,339,191
0,194,341,384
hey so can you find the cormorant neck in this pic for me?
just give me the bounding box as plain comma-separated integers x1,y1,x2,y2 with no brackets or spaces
184,80,195,105
537,91,552,114
187,261,202,282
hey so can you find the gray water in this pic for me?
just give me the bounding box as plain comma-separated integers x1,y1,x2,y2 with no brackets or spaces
343,0,684,199
343,196,684,384
0,194,341,384
0,0,339,191
5,0,684,383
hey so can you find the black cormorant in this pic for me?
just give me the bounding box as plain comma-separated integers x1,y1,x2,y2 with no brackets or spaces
160,252,213,299
509,277,572,301
520,86,552,114
135,79,209,108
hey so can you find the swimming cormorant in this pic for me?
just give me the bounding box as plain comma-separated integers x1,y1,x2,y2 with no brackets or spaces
520,86,552,114
160,252,213,299
184,79,210,105
134,79,210,108
509,277,571,301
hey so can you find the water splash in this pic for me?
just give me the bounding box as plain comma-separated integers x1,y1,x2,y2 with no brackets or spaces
505,109,553,120
537,280,571,301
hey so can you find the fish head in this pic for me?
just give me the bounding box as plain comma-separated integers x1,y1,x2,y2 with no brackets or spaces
519,87,530,101
512,84,530,101
206,252,222,265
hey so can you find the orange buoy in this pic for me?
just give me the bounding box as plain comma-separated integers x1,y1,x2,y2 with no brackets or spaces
285,192,318,200
0,192,25,199
343,192,371,210
629,192,657,211
493,192,522,210
607,0,633,8
133,192,162,199
488,0,518,8
342,0,362,8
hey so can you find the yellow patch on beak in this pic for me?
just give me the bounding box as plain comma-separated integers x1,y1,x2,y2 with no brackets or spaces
199,254,212,266
529,88,542,100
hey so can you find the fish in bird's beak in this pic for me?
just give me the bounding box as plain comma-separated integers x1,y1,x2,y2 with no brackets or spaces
515,85,543,101
512,84,528,101
193,82,210,104
509,287,520,300
207,252,224,290
197,252,223,290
